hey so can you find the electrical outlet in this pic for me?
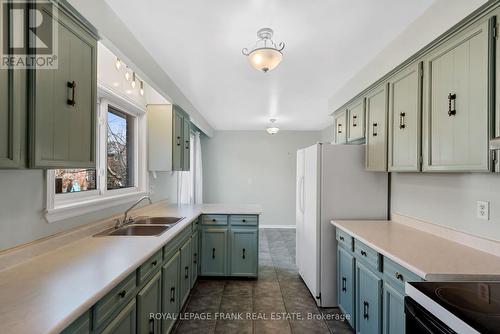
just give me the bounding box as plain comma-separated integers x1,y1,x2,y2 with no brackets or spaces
477,201,490,220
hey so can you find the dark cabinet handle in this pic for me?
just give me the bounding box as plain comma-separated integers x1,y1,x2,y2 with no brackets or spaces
242,219,246,223
372,123,378,136
339,236,345,241
118,290,127,298
360,250,367,257
149,318,154,334
151,260,157,266
399,112,406,129
395,272,404,281
193,252,197,264
185,266,189,279
338,123,342,134
242,248,246,259
363,301,369,319
170,287,175,302
185,140,189,149
212,248,216,259
352,115,357,127
342,277,347,292
67,81,76,106
177,136,181,146
448,93,456,116
212,219,216,222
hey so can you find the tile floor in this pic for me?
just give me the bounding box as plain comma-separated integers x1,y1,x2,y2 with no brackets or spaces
173,229,354,334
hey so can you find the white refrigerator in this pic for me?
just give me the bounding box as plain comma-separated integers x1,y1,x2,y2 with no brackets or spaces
296,143,388,307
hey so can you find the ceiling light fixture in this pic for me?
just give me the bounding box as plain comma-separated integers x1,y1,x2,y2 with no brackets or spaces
125,68,130,81
140,81,144,96
115,58,122,70
242,28,285,73
266,119,280,135
131,72,136,88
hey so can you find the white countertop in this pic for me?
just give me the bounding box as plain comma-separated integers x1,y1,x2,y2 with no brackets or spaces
332,220,500,280
0,203,262,334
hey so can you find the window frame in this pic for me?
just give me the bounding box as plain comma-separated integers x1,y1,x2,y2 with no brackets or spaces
45,84,148,223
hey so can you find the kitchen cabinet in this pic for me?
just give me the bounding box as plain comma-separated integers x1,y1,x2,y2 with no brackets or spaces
148,104,191,172
365,84,388,171
191,231,199,288
161,251,180,334
201,228,228,276
356,261,382,334
347,98,366,143
179,237,192,307
101,299,136,334
338,246,355,329
29,4,97,168
137,271,161,334
422,18,492,172
61,311,90,334
388,62,423,172
334,110,347,144
230,229,258,277
383,282,405,334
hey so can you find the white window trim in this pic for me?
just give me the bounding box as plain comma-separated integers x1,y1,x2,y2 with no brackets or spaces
45,84,149,223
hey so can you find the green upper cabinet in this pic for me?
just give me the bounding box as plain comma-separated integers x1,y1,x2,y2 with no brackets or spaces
183,117,191,170
334,110,347,144
422,18,492,172
172,105,191,171
230,228,258,277
365,84,388,171
388,62,423,172
137,271,161,334
29,4,97,168
347,98,366,143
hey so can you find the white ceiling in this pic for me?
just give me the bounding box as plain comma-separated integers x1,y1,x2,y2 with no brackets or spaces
104,0,436,130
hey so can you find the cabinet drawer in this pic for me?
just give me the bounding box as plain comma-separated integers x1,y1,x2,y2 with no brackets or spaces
230,215,258,226
163,225,192,261
354,239,380,271
138,249,162,285
192,218,200,232
383,257,422,293
61,311,90,334
93,272,136,330
336,228,353,251
202,215,228,225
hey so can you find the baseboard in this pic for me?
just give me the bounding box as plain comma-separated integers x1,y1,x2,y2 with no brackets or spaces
259,225,296,229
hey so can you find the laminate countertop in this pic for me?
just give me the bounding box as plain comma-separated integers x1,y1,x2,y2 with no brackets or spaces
332,220,500,281
0,203,262,334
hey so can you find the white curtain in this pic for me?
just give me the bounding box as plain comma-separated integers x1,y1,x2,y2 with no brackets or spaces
178,132,203,204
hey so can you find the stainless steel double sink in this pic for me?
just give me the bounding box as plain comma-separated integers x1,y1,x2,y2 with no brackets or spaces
95,217,184,237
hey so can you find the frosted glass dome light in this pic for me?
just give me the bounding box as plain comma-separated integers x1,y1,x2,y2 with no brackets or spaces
242,28,285,73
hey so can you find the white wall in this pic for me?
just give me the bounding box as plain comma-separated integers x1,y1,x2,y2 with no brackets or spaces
202,131,321,227
320,124,334,143
391,173,500,242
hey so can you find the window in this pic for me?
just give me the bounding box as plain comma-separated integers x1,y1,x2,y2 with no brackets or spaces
46,88,148,223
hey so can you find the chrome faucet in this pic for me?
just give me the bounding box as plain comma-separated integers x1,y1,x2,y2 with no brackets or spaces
115,195,152,229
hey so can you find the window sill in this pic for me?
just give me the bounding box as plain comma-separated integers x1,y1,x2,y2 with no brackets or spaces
45,190,149,223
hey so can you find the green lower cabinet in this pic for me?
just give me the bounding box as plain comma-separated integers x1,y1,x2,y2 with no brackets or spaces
356,261,382,334
61,311,90,334
191,232,199,288
179,237,192,308
162,252,180,334
137,271,161,334
338,246,355,329
101,299,136,334
230,228,258,277
383,282,405,334
201,228,228,276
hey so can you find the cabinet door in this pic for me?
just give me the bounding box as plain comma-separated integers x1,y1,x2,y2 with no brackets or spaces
347,98,366,142
101,299,136,334
61,311,90,334
338,247,355,329
356,262,382,334
191,232,199,288
334,111,347,144
162,251,180,334
137,271,161,334
365,84,388,171
388,62,422,171
179,237,192,308
383,282,405,334
423,19,491,172
31,8,97,168
172,110,183,171
230,229,258,277
201,228,227,276
182,117,191,171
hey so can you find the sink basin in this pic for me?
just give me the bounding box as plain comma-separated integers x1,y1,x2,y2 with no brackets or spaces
133,216,184,225
95,225,170,237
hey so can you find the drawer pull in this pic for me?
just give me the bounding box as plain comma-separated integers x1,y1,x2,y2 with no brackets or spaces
151,260,158,266
212,248,216,259
185,266,189,279
395,272,404,281
372,123,378,136
185,140,189,150
176,136,181,146
448,93,457,116
360,250,367,257
242,248,246,259
118,290,127,298
363,301,369,319
399,112,406,129
67,81,76,106
170,287,175,302
341,277,347,292
352,115,357,127
193,252,197,264
212,219,216,222
339,236,345,241
242,219,246,223
338,123,342,134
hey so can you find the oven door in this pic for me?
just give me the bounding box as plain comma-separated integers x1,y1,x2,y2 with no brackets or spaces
404,297,456,334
